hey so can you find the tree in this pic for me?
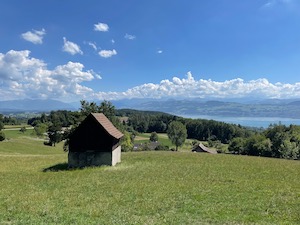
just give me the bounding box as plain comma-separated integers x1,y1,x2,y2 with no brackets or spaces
0,114,3,131
228,137,245,154
47,121,62,146
80,100,99,117
20,126,27,133
150,132,158,142
34,123,48,137
167,121,187,151
121,131,133,152
99,100,115,121
0,131,5,141
79,100,122,130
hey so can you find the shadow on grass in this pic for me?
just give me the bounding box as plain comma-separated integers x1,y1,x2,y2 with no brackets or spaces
43,163,70,172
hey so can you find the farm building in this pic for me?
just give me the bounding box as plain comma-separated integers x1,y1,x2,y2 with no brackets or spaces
192,143,218,154
68,113,124,167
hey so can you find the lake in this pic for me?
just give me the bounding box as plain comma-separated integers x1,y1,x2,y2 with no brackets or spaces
179,114,300,128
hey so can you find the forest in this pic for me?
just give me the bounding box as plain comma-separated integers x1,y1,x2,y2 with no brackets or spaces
2,100,299,160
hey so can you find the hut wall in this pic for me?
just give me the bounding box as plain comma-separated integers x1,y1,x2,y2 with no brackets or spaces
112,146,121,166
68,151,113,167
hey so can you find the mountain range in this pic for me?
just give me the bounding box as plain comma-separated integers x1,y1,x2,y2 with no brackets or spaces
112,98,300,119
1,98,300,119
0,99,76,112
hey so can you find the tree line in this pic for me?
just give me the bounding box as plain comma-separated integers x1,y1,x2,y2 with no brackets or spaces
4,100,298,160
228,124,300,159
0,114,26,141
25,101,250,151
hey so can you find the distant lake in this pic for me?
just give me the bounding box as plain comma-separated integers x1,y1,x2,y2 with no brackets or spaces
179,114,300,128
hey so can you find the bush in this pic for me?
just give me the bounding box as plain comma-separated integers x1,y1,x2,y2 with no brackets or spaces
43,141,52,146
150,132,158,142
155,144,170,151
0,131,5,141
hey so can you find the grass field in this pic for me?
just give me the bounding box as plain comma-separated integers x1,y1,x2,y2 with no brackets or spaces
134,132,197,151
0,130,299,224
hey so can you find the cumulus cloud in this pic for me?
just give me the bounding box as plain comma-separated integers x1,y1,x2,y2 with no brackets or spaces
0,50,99,101
124,33,136,40
62,37,83,55
91,72,300,100
21,28,46,44
1,53,300,102
94,22,109,32
98,49,117,58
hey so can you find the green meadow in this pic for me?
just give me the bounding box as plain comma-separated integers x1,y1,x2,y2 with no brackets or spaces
0,129,299,224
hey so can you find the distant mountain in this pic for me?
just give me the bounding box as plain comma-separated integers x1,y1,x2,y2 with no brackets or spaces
2,98,300,119
113,98,300,119
0,99,76,113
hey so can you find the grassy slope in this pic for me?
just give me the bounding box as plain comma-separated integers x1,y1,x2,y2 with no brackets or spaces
0,131,299,224
0,129,63,155
134,133,196,151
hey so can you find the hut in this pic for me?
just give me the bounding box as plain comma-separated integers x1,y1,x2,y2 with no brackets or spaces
68,113,124,167
192,143,218,154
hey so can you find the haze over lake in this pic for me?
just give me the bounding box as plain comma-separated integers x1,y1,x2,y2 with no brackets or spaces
180,115,300,128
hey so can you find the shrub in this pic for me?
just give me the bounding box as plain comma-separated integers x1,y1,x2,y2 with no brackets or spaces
150,132,158,142
0,131,5,141
43,141,52,146
155,144,170,151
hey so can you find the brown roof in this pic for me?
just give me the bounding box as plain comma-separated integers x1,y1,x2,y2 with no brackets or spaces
192,143,218,154
91,113,124,139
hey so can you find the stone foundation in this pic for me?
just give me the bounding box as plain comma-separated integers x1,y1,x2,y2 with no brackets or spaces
68,147,121,168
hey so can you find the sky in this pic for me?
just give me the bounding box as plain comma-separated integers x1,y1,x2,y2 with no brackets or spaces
1,0,300,102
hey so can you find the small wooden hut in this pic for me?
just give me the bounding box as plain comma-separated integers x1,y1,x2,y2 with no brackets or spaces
68,113,124,167
192,143,218,154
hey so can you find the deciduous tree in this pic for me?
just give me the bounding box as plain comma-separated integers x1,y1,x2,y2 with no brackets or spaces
167,121,187,151
150,132,158,142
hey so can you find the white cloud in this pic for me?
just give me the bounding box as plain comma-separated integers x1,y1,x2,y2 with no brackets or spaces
98,49,117,58
157,50,163,54
94,22,109,32
87,42,97,51
52,62,95,83
21,28,46,44
1,53,300,102
91,72,300,100
124,33,136,40
62,37,83,55
0,50,99,101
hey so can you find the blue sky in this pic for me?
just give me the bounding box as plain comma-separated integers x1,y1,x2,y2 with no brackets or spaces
1,0,300,102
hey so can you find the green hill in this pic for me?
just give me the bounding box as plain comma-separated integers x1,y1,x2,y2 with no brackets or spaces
0,131,299,224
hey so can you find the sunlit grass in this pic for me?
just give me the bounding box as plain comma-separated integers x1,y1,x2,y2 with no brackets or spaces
1,129,63,155
134,132,195,150
4,124,32,129
0,132,299,224
0,151,299,224
3,128,36,140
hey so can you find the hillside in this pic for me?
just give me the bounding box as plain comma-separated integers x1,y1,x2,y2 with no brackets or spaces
113,99,300,119
0,129,299,224
2,98,300,119
0,99,76,112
